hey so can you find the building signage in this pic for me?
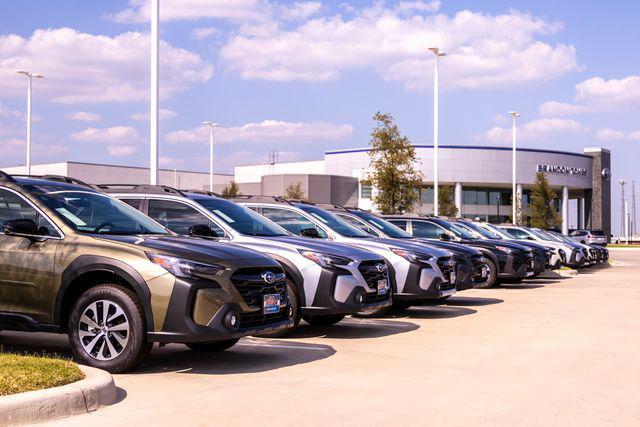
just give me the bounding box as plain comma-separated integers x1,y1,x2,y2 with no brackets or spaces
536,164,587,176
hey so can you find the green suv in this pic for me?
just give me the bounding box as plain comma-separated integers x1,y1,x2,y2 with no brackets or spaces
0,173,293,372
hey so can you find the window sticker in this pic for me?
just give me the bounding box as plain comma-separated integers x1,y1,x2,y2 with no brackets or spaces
213,210,235,223
310,213,328,224
55,207,87,226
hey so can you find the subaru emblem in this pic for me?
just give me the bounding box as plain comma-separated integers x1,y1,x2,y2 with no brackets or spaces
375,263,387,273
261,271,276,284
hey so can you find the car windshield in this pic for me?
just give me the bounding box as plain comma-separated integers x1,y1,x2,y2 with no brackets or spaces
196,197,288,237
484,223,513,239
434,219,477,239
548,231,573,243
350,210,412,239
528,228,554,241
30,188,169,235
458,221,500,239
298,205,370,238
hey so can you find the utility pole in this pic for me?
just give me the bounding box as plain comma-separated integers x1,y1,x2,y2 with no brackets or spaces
619,179,626,241
509,111,520,225
149,0,159,185
428,47,446,216
16,70,44,175
632,180,637,237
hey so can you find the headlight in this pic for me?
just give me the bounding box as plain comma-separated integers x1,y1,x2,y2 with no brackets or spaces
390,248,433,264
495,246,513,254
147,253,225,278
299,250,353,268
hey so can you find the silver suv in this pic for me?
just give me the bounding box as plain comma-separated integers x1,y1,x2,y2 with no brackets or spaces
569,230,608,246
236,197,456,309
101,186,391,334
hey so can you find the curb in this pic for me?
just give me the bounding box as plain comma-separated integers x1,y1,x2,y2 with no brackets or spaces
0,365,117,426
539,269,578,279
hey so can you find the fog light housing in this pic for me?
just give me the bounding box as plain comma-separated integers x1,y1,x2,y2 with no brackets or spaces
225,311,239,330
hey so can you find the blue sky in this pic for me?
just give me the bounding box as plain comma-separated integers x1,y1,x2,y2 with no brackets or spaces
1,0,639,233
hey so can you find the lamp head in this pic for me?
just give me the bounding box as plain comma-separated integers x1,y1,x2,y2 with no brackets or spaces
428,47,446,57
202,121,219,127
509,111,520,118
16,70,44,78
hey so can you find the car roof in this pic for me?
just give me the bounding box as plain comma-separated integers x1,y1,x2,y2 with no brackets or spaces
14,177,101,193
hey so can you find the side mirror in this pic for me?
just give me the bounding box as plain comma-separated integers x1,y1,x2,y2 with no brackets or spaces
3,219,41,239
439,233,452,241
300,227,321,238
188,224,218,238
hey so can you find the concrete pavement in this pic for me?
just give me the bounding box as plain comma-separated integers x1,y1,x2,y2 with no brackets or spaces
2,251,639,426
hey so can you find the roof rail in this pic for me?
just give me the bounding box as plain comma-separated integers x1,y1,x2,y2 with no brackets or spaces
186,189,223,197
228,194,295,205
96,184,185,196
10,174,95,188
314,203,348,211
0,170,16,182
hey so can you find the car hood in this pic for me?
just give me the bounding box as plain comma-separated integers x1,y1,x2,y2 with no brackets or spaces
341,236,451,258
248,235,383,261
93,234,277,266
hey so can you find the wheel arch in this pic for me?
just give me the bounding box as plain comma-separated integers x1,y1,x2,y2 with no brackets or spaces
56,255,154,333
266,254,306,305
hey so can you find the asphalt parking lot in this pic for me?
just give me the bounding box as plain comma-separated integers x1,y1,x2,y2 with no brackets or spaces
2,250,637,426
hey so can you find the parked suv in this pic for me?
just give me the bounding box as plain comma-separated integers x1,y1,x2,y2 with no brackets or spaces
0,173,293,372
101,187,391,330
317,205,490,292
569,229,608,246
385,215,535,286
235,198,456,308
500,225,586,268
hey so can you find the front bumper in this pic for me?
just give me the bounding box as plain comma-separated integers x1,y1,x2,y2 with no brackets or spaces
148,275,294,343
392,259,457,301
303,263,392,315
566,249,587,268
498,252,534,279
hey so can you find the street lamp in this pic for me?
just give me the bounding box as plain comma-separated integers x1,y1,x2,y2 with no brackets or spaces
149,0,159,185
509,111,520,225
203,122,219,191
429,47,446,216
16,70,45,175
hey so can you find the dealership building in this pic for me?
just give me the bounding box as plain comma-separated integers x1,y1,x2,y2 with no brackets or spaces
1,145,611,236
233,145,611,236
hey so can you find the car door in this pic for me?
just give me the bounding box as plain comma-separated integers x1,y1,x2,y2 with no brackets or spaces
0,188,61,321
146,198,226,237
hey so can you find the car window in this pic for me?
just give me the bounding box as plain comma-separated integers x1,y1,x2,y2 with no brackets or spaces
502,227,529,239
260,207,327,238
388,219,408,230
297,204,370,238
411,220,444,239
120,198,143,210
335,213,380,236
148,199,224,236
350,211,413,239
0,189,60,237
195,198,288,237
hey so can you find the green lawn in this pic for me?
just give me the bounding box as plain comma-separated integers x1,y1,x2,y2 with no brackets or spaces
0,353,84,396
606,244,640,248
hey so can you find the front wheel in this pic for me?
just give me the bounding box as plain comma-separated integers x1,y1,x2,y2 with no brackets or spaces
302,314,345,326
68,284,152,374
474,259,497,288
186,339,239,352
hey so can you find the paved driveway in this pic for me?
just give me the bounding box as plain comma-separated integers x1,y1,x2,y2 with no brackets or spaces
3,250,639,426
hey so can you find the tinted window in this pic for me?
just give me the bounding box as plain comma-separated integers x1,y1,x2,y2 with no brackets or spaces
148,200,222,236
350,211,412,239
261,207,327,238
196,198,287,237
297,205,370,238
0,189,59,237
502,227,529,239
411,221,444,239
388,219,408,231
335,213,380,236
120,198,143,210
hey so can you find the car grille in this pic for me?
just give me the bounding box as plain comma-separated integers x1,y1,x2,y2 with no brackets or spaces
589,248,598,260
230,267,289,329
582,248,589,259
358,260,390,304
437,257,456,290
471,255,487,282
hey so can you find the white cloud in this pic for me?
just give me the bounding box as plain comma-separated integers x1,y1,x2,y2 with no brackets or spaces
165,120,354,144
108,0,271,23
595,128,626,141
278,2,323,21
0,28,213,104
484,118,588,143
191,27,220,40
3,137,70,157
538,75,640,116
219,7,578,90
106,145,138,156
70,126,141,143
395,1,441,14
130,109,178,121
67,111,102,122
627,130,640,141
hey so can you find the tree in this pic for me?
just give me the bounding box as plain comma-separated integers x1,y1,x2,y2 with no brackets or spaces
530,171,561,229
367,112,424,214
285,181,305,200
221,181,241,198
438,185,458,217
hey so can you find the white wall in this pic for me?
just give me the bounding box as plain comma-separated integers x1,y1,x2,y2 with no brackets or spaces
234,160,325,183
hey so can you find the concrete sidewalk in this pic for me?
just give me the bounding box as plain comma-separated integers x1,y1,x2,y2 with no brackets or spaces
2,252,636,426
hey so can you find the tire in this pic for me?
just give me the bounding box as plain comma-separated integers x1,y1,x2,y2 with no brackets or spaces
68,284,152,374
391,301,413,311
302,314,345,326
475,259,497,288
353,303,392,318
436,295,452,301
255,278,301,338
186,338,239,352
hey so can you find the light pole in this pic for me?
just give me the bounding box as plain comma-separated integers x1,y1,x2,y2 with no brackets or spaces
149,0,159,185
16,70,44,175
619,179,627,243
429,47,446,216
203,122,219,191
509,111,520,225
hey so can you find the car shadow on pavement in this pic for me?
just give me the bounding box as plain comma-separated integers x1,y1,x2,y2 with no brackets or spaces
440,296,504,307
384,305,477,319
288,318,419,340
134,338,336,375
497,283,546,289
